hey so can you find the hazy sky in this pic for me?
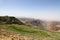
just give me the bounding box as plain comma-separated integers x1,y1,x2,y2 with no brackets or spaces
0,0,60,21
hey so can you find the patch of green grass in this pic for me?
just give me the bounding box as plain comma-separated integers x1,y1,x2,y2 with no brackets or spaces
6,25,50,37
1,25,60,40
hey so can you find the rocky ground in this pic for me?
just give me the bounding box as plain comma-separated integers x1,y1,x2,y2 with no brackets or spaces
0,29,31,40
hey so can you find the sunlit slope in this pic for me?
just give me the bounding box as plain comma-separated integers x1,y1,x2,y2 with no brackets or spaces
0,25,60,40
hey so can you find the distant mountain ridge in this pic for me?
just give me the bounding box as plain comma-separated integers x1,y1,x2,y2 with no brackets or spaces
17,18,48,29
18,17,60,31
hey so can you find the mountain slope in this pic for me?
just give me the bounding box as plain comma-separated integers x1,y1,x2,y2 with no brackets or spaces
0,16,24,25
18,18,60,31
18,18,46,29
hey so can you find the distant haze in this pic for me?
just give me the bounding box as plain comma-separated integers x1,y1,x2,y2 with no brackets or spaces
0,0,60,21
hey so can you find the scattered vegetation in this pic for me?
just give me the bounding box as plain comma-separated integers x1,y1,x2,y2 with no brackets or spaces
0,24,60,40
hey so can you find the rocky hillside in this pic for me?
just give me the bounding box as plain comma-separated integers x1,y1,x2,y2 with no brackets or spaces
0,16,24,25
0,16,60,30
18,18,60,31
18,18,46,29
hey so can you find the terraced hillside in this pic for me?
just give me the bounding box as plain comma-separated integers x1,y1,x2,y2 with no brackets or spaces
0,24,60,40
